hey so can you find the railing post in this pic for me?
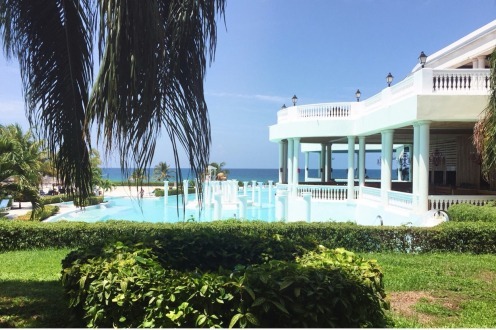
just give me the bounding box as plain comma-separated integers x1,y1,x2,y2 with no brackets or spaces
302,192,312,222
275,190,287,221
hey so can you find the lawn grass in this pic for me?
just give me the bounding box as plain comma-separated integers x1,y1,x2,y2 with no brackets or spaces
0,248,83,328
1,249,495,328
363,252,496,328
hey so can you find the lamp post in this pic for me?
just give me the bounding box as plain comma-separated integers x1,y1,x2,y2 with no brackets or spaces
292,94,298,106
281,104,287,109
355,89,361,102
418,51,427,68
386,72,393,87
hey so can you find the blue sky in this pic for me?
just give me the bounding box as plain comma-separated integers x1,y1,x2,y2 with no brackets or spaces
0,0,495,169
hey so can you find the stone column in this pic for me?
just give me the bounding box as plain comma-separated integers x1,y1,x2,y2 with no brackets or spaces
326,143,333,181
183,179,189,204
293,138,300,187
347,136,355,200
358,136,366,186
304,152,309,181
478,55,487,69
268,180,273,205
278,141,284,183
287,138,294,185
380,130,394,204
412,123,420,206
320,143,326,182
282,140,288,184
238,195,247,219
418,121,431,212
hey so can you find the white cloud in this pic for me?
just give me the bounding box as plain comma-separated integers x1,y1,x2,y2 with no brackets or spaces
207,91,286,104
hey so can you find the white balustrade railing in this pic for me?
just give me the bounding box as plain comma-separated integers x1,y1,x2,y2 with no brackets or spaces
296,185,348,200
297,103,352,119
361,186,381,202
432,69,490,93
387,190,414,210
277,103,354,123
428,195,496,210
275,69,490,124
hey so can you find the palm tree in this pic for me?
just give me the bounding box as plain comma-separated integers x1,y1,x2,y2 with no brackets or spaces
209,161,230,180
153,161,174,181
0,124,42,216
0,1,226,205
474,48,496,186
97,178,115,200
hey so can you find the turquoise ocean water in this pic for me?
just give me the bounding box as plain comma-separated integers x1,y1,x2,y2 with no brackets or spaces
101,168,396,183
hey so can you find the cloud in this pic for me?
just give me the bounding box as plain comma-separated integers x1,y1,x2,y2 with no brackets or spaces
207,91,286,104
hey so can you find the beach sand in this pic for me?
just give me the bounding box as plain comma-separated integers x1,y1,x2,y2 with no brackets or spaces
4,185,163,219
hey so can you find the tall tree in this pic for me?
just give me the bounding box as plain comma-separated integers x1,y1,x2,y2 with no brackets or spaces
0,124,42,215
474,49,496,185
0,0,226,205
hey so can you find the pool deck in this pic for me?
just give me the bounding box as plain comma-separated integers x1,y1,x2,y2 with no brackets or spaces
4,185,162,219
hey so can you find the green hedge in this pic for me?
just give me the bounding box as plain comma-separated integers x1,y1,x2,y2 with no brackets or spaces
15,205,60,222
61,242,389,328
41,194,74,205
2,220,496,254
447,202,496,222
73,196,104,207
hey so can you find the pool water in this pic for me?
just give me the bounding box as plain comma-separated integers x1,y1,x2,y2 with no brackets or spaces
46,188,276,223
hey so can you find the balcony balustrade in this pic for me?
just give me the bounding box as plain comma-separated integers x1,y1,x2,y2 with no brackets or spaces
276,68,490,124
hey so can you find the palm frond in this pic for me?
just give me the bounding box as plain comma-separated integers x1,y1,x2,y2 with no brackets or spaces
88,0,225,203
0,0,95,205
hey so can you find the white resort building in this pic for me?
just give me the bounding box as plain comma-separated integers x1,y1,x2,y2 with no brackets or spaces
269,20,496,226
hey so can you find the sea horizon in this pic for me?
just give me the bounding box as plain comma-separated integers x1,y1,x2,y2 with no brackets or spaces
101,167,397,183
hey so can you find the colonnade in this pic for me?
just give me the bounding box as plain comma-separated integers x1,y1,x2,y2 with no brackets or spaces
277,121,431,213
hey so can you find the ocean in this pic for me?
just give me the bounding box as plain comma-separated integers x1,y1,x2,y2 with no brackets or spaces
101,167,397,183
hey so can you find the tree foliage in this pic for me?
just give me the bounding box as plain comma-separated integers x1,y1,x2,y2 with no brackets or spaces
0,124,42,217
0,0,226,205
474,48,496,181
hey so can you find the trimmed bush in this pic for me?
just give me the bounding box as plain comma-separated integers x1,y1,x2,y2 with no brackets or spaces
2,220,496,254
41,194,74,205
73,196,104,207
447,202,496,222
61,242,389,328
15,205,60,221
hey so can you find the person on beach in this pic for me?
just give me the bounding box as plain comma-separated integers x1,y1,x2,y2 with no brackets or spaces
140,188,144,198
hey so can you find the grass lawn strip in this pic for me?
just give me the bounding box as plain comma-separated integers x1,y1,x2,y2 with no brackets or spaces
1,249,496,328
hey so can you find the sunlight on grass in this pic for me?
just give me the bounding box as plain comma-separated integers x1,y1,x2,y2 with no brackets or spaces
0,249,77,328
1,249,496,328
364,252,496,328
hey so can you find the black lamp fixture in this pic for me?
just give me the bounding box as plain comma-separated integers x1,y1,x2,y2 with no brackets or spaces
386,72,394,87
292,94,298,106
418,51,427,68
281,104,287,109
355,89,361,102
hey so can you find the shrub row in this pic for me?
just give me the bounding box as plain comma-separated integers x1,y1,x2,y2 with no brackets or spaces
41,194,74,205
73,196,104,207
61,242,389,328
1,220,496,254
447,202,496,222
152,187,196,197
15,205,60,222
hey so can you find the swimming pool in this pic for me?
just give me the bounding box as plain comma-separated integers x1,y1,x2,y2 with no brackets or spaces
46,187,276,223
